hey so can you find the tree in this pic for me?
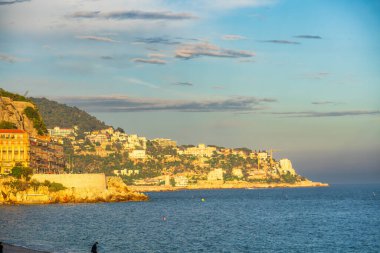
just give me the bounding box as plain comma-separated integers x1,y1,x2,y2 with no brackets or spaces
0,121,17,129
11,166,33,180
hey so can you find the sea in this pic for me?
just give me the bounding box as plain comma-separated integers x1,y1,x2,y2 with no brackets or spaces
1,184,380,253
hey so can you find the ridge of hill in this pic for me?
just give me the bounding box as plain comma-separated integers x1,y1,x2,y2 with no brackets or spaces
31,97,109,132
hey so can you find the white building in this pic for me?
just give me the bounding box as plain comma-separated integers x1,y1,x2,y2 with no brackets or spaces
257,152,268,160
207,168,224,181
129,150,146,159
279,159,296,175
174,176,188,187
48,127,75,137
184,144,216,157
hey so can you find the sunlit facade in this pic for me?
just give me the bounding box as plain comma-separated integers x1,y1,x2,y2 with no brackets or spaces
0,129,29,174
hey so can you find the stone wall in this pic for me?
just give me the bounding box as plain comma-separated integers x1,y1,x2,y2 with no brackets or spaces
31,173,107,190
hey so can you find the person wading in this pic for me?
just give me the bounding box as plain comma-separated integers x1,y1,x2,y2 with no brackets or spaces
91,242,98,253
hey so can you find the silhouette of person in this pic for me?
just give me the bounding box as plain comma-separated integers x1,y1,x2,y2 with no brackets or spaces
91,242,98,253
0,242,3,253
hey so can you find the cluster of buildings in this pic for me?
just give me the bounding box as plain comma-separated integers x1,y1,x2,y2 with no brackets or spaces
0,129,65,174
50,127,150,159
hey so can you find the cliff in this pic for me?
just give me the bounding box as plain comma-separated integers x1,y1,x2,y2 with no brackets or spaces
0,176,148,204
0,96,46,136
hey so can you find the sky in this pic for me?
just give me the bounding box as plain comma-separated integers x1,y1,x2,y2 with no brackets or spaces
0,0,379,183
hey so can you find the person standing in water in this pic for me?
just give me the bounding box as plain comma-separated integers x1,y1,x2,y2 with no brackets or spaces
91,242,98,253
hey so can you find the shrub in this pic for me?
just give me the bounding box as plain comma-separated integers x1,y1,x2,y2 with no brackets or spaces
10,166,33,180
23,106,47,135
48,182,66,192
0,121,17,129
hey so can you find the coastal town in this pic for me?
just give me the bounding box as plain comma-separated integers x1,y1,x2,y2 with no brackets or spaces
0,90,327,204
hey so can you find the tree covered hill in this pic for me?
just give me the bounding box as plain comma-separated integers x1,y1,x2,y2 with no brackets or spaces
31,97,109,132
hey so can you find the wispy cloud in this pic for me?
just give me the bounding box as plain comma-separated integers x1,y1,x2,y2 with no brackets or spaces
69,10,196,20
125,78,159,89
0,0,29,5
294,35,322,39
303,72,330,80
260,40,300,45
222,34,247,41
176,42,255,59
312,101,341,106
272,110,380,117
56,95,276,113
101,56,113,60
148,53,166,58
132,58,167,65
76,35,119,43
172,82,193,86
0,53,30,63
135,37,180,45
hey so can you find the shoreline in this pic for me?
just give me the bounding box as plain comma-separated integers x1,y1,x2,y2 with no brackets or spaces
2,242,50,253
129,180,329,193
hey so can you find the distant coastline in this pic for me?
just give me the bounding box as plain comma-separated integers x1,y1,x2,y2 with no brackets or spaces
129,180,329,192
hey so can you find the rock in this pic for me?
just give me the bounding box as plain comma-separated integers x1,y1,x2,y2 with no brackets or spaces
0,96,40,136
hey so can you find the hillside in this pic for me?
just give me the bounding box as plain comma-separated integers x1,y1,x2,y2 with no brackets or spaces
31,97,109,132
0,89,47,136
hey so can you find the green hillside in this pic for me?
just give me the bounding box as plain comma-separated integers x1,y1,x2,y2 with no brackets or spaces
31,97,109,132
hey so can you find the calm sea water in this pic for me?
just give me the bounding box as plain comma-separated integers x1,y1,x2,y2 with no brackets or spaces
1,185,380,253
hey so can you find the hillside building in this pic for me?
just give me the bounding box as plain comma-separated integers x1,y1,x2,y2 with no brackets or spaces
48,127,75,138
184,144,216,157
153,138,177,147
207,168,224,181
29,136,65,174
0,129,30,174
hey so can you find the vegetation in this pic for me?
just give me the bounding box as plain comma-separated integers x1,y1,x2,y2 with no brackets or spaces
10,166,33,180
0,121,17,129
0,88,31,102
23,106,48,135
31,97,109,132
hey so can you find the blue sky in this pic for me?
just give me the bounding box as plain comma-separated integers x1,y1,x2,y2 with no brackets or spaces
0,0,379,183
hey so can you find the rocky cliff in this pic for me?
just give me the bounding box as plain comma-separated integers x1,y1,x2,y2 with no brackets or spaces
0,96,41,136
0,176,148,204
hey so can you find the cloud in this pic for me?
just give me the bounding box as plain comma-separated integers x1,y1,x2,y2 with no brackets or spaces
303,72,330,80
272,110,380,117
124,78,159,89
176,42,255,59
76,35,119,43
69,10,196,20
294,35,322,39
0,0,29,5
0,53,30,63
173,82,193,86
56,95,276,113
222,34,247,41
312,101,341,106
135,37,180,45
132,58,167,65
101,56,113,60
148,53,166,58
260,40,300,45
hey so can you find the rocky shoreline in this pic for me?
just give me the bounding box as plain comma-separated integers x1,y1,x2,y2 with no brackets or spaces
128,180,329,192
0,177,148,205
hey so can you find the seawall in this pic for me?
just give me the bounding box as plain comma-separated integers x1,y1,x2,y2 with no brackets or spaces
31,174,107,191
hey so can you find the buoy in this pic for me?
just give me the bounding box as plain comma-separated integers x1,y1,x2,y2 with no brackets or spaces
201,198,205,202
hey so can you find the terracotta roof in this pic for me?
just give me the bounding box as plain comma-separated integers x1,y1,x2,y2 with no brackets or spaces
0,129,26,133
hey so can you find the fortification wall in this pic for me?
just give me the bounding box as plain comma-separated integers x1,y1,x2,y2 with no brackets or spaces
32,174,107,190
